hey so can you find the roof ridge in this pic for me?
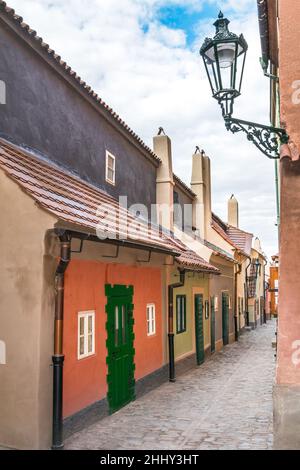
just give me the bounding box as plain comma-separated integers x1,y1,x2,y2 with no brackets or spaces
173,173,196,198
0,1,161,165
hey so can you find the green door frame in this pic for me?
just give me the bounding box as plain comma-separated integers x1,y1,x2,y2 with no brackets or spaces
210,296,216,353
222,292,230,346
195,294,205,366
105,284,135,414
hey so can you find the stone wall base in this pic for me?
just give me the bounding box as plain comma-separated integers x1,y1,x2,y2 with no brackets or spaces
273,384,300,450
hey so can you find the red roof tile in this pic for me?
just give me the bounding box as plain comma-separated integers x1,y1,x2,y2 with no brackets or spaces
212,212,253,256
0,139,219,274
227,225,253,255
177,248,220,273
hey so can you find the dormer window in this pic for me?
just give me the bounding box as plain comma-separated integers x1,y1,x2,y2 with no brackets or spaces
106,151,116,185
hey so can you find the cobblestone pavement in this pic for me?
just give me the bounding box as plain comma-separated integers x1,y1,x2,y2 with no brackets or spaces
65,321,275,450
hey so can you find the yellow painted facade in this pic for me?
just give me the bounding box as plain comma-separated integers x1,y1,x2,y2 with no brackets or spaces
170,269,210,361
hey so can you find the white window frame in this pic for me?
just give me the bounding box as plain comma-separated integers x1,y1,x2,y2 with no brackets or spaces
105,151,116,185
0,80,6,105
214,296,219,312
78,311,95,360
146,304,156,337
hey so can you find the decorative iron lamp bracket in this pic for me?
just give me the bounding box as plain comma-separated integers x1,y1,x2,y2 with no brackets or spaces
200,11,289,160
223,115,289,160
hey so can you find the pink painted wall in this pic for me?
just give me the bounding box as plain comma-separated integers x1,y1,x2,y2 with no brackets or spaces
276,1,300,385
279,0,300,153
277,159,300,385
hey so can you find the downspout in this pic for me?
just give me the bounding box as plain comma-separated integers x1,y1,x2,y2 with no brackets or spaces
52,231,71,450
263,258,268,324
234,261,242,341
168,269,185,382
245,256,252,327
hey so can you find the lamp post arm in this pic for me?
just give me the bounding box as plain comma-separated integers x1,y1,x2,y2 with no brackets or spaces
223,116,289,159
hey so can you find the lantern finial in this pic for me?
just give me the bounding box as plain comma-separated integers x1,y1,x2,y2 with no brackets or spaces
218,11,224,19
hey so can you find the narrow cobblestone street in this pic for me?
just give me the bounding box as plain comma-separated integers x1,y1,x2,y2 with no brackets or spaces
65,321,275,451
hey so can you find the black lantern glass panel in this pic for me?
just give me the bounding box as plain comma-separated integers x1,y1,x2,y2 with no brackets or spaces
200,12,248,118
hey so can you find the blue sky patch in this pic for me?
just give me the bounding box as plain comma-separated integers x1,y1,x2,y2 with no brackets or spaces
157,3,218,46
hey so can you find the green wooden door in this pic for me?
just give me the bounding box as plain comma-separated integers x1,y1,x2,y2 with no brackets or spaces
195,294,205,366
222,292,229,346
210,296,216,353
105,285,135,414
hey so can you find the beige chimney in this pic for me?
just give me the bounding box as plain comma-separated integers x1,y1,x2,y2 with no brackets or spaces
228,194,239,228
254,237,262,253
191,149,212,240
153,129,174,233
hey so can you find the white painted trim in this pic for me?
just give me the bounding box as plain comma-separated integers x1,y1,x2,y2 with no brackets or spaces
0,340,6,365
77,311,95,360
146,303,156,336
105,151,116,185
0,80,6,105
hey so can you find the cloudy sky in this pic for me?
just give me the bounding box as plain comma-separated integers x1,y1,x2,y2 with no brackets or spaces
9,0,278,257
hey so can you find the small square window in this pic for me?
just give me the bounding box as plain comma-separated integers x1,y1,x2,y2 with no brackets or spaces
147,304,156,336
176,295,186,334
106,151,116,185
78,311,95,360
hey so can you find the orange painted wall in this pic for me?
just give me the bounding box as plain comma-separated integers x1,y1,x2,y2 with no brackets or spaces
63,259,163,418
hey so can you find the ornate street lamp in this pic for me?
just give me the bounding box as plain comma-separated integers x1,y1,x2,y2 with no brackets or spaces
200,12,289,159
253,259,261,278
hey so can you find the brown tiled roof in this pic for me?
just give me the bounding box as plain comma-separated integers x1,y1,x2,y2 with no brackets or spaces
0,139,219,274
227,225,253,255
0,1,160,166
212,218,237,249
170,237,220,273
212,212,253,256
177,249,220,273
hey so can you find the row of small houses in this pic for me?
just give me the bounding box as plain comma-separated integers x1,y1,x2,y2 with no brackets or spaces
0,2,268,450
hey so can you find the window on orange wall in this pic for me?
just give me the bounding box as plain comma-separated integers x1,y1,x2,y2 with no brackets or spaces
146,304,156,336
78,311,95,360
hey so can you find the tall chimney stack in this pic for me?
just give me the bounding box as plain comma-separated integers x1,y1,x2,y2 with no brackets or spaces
228,194,239,228
190,148,212,240
153,128,174,233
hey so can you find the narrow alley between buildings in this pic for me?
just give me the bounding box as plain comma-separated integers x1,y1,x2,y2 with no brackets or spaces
65,321,275,451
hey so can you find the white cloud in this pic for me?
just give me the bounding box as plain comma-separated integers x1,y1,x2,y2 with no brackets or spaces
7,0,278,257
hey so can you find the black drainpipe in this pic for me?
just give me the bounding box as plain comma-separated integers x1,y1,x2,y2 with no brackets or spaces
234,262,242,342
245,256,252,327
263,259,268,324
52,231,71,450
168,269,185,382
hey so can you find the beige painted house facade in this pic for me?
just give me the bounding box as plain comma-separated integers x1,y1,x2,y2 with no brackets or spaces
154,130,267,356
